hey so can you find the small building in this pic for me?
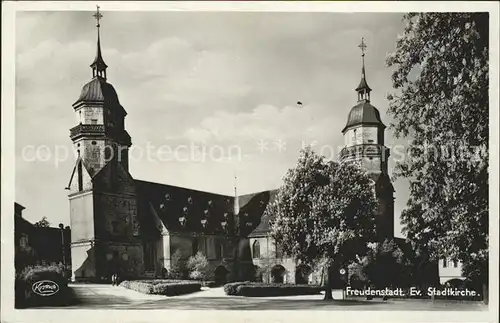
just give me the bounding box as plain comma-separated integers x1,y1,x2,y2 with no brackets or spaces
439,257,465,285
14,202,71,273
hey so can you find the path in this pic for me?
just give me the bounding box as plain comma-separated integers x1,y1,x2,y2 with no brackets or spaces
51,284,487,310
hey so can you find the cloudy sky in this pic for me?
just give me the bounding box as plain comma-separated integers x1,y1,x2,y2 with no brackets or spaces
15,10,410,237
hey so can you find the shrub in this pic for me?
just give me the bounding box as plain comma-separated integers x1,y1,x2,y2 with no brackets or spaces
187,252,209,281
236,284,322,297
202,281,217,288
152,282,202,296
223,282,322,297
169,249,187,280
15,264,72,308
120,280,201,296
223,281,251,296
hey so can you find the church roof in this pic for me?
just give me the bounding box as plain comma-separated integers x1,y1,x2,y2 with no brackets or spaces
135,179,234,234
73,77,127,115
135,179,276,236
238,190,277,237
342,100,385,133
356,75,371,92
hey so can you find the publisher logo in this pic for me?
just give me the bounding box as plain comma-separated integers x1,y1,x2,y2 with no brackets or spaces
32,280,59,296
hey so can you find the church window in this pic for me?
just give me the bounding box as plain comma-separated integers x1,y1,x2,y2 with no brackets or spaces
112,221,120,234
91,119,98,125
20,234,29,248
77,143,80,147
144,243,155,271
252,240,260,259
192,238,199,254
275,242,283,258
77,160,83,191
216,243,223,259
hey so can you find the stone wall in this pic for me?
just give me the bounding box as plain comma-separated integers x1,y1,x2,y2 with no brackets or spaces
75,106,104,124
94,193,138,239
100,242,144,278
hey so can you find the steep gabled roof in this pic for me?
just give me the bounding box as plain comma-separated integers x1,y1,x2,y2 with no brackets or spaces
135,179,236,234
245,190,277,237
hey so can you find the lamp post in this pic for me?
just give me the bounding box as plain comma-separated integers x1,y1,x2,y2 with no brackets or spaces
59,223,65,267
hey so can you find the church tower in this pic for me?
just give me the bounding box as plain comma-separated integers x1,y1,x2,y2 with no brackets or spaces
69,8,131,176
67,7,142,282
339,38,395,240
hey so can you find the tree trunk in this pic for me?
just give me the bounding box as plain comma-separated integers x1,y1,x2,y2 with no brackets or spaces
482,283,488,305
323,266,333,300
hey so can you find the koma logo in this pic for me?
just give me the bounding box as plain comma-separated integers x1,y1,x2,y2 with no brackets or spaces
32,280,59,296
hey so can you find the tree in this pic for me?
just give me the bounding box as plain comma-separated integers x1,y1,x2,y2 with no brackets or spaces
33,216,50,228
169,249,186,280
386,13,489,299
363,240,410,289
268,147,378,300
348,240,411,300
186,251,209,281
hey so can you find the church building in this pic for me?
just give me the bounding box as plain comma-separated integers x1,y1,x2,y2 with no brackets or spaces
66,10,396,284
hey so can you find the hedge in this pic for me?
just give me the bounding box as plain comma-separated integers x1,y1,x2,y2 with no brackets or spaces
223,281,251,295
223,282,322,297
15,264,73,308
120,280,201,296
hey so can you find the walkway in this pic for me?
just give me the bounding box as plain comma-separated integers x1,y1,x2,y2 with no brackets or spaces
54,284,487,310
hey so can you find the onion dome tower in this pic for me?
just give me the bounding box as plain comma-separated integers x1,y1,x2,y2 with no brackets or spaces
339,38,394,240
69,5,131,179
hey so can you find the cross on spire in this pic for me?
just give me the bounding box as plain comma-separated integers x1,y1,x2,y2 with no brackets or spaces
90,5,108,79
358,37,367,57
93,5,103,27
355,37,371,102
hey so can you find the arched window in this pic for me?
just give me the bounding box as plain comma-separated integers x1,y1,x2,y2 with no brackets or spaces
216,243,224,259
252,240,260,259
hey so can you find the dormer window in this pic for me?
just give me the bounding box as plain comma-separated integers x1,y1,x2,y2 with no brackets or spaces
221,221,228,231
179,216,187,227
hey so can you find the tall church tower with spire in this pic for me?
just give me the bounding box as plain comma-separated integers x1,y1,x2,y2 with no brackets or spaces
339,38,395,240
67,6,142,282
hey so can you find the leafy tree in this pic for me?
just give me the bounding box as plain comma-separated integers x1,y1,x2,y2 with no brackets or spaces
268,147,377,299
169,249,186,280
33,216,50,228
348,240,411,296
362,240,410,289
386,13,489,298
187,251,209,281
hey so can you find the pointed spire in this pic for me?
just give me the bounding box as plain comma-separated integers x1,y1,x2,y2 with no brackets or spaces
90,5,108,79
356,37,371,102
233,175,240,216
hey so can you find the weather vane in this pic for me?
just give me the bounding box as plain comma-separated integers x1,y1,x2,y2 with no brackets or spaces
358,37,367,57
93,5,103,27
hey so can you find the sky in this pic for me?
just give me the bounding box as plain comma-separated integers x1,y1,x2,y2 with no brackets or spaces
15,11,410,237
